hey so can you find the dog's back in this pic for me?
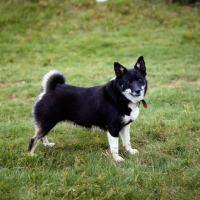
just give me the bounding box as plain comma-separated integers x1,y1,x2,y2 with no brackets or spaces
34,72,116,130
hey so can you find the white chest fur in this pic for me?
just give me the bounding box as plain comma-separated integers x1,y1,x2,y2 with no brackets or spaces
123,103,139,124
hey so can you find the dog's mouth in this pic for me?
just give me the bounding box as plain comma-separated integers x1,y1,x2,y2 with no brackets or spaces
131,93,141,97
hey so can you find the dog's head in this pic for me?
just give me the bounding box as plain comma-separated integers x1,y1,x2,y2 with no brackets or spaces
114,56,147,103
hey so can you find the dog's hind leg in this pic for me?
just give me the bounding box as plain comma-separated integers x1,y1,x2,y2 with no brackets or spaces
28,129,43,156
28,125,55,156
41,136,55,147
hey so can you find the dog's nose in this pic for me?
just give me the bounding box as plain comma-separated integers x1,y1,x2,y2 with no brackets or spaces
134,90,141,95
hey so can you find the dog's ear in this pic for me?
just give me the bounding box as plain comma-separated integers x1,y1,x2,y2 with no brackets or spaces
134,56,146,76
114,62,127,77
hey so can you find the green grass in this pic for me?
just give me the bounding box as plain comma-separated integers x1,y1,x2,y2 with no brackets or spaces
0,0,200,199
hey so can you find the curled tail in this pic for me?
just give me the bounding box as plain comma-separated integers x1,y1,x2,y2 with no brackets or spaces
42,70,65,92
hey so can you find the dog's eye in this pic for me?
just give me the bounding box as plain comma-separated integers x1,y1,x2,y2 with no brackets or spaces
137,78,142,83
126,80,131,84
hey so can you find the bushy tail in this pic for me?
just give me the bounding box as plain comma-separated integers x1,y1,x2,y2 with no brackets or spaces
42,70,65,92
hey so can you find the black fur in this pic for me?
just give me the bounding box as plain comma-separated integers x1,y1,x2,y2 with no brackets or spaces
34,80,130,138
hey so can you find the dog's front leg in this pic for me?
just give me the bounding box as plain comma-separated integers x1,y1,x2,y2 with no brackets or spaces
107,132,124,161
120,124,139,155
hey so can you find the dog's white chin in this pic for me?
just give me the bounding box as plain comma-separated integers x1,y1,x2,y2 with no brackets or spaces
122,91,144,103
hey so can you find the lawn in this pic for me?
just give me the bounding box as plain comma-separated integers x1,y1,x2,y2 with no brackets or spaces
0,0,200,199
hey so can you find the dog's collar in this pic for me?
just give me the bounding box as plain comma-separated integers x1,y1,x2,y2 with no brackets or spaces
141,99,147,108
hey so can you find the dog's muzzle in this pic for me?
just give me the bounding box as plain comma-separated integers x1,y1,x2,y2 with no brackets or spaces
132,90,142,97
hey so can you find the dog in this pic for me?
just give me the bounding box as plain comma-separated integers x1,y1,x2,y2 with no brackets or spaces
28,56,147,161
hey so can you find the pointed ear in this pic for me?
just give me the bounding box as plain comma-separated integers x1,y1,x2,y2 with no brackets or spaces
114,62,127,77
134,56,146,76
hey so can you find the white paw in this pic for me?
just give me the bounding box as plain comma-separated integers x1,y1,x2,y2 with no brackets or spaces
43,142,55,147
112,153,125,162
128,148,139,155
28,152,37,157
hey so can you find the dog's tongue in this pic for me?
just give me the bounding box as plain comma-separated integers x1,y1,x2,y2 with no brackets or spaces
141,100,147,108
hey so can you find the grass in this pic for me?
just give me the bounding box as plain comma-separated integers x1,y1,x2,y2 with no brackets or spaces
0,0,200,199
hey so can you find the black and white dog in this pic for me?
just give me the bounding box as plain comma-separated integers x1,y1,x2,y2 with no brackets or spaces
28,56,147,161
